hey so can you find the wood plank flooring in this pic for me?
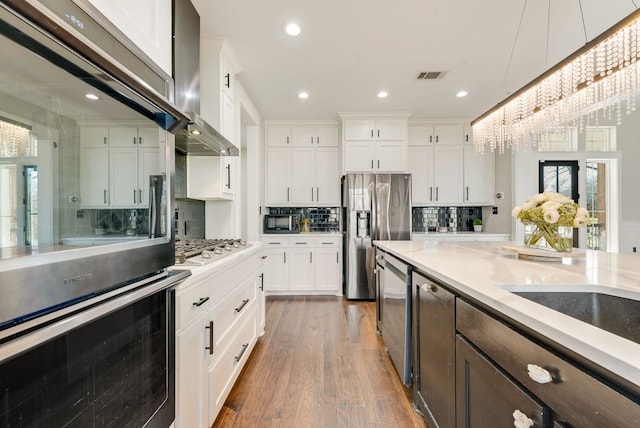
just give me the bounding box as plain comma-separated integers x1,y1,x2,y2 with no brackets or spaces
212,296,426,428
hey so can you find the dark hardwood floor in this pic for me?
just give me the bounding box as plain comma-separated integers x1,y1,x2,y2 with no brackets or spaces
212,296,426,428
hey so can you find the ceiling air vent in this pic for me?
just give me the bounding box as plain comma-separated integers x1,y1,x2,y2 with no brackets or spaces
416,71,444,80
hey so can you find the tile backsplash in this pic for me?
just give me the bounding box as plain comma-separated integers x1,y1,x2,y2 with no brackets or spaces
412,207,482,232
268,207,340,232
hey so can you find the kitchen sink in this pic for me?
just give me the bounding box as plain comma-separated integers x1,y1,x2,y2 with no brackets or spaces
502,285,640,345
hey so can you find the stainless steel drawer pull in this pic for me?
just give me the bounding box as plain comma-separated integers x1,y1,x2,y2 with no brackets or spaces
192,297,209,307
235,298,250,313
527,364,553,384
234,343,249,363
512,409,534,428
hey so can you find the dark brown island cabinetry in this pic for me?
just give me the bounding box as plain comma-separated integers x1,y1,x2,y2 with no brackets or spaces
409,268,640,428
456,299,640,428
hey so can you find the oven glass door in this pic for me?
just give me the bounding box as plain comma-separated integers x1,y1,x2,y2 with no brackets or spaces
0,1,187,330
0,288,175,427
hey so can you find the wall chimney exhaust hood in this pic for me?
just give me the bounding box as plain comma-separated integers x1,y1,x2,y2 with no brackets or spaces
173,0,238,156
176,112,239,156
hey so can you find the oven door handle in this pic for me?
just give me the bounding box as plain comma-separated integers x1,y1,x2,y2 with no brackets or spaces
0,270,190,364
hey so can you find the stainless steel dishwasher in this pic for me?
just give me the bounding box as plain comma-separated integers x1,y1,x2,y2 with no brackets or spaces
376,250,412,385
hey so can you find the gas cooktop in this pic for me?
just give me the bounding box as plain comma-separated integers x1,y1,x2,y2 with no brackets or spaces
174,239,250,266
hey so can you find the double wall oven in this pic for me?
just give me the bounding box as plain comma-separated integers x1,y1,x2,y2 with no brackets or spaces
0,1,190,426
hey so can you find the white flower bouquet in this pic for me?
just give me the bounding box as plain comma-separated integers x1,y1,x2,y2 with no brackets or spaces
512,192,589,251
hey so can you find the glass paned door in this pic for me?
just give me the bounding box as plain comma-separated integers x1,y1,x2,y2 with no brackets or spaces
23,165,37,246
586,161,608,251
539,161,579,246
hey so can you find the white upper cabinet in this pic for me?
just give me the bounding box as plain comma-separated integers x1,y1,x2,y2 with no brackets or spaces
408,124,466,145
86,0,171,74
341,113,411,173
265,122,341,206
79,125,159,208
408,123,493,206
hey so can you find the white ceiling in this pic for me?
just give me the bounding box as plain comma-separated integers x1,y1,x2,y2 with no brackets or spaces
191,0,639,121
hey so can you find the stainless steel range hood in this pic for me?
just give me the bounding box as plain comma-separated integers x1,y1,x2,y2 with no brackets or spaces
176,112,239,156
173,0,238,156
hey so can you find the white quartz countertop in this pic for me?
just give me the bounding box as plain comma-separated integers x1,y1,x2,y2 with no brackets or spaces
412,232,510,239
374,240,640,389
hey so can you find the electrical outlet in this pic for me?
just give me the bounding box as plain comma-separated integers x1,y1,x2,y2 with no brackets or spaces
492,207,498,215
634,247,637,253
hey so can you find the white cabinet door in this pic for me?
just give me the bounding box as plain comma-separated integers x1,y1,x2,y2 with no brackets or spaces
79,127,108,148
408,146,434,205
138,148,160,206
221,92,235,142
80,148,109,207
266,126,292,146
109,148,138,207
220,53,235,99
344,141,375,172
315,126,339,146
314,248,340,292
463,145,495,205
176,314,209,428
108,127,139,148
290,148,315,204
266,148,291,204
291,126,315,146
136,127,159,147
434,125,464,145
263,248,288,291
376,119,407,141
376,141,407,172
288,246,314,291
433,145,463,204
408,126,434,146
344,119,375,141
315,148,341,205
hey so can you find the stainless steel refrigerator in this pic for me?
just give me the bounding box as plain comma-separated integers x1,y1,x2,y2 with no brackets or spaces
342,174,412,299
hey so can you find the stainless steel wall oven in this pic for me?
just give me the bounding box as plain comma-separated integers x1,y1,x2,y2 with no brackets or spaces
0,0,191,426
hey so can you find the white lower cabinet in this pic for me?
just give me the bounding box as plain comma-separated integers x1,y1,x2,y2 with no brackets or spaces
261,236,342,295
175,249,264,427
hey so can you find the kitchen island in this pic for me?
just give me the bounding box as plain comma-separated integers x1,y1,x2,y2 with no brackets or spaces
374,240,640,427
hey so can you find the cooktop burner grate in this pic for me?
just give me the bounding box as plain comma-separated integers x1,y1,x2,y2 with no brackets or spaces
174,239,249,265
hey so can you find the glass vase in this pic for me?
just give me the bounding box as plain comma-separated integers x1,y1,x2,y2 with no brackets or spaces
523,223,573,252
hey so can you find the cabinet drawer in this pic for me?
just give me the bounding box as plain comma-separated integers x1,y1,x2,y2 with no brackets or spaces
209,254,261,301
457,299,640,428
212,275,257,352
456,335,548,428
209,305,257,417
176,278,211,331
314,237,341,247
261,239,287,248
289,238,313,247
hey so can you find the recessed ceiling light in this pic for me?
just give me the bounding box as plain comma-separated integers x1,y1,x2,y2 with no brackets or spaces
456,90,468,98
85,93,99,100
298,91,309,99
285,23,301,36
377,91,388,98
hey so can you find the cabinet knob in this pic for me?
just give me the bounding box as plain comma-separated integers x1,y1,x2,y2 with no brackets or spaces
527,364,554,384
512,410,534,428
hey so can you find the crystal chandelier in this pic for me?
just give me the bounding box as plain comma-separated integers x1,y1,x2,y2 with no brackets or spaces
472,8,640,153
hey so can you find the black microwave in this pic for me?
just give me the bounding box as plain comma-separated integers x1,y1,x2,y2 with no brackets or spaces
264,214,301,233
